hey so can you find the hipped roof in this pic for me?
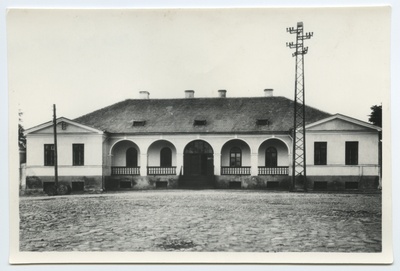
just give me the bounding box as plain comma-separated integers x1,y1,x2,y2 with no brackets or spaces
74,96,331,134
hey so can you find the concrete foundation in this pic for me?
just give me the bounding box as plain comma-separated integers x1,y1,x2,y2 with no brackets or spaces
306,176,380,191
25,175,103,192
105,175,179,190
26,174,380,192
215,175,291,190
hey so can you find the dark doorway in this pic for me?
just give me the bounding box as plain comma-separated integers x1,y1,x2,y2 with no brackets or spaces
160,147,172,167
184,140,214,177
266,147,278,167
126,147,138,167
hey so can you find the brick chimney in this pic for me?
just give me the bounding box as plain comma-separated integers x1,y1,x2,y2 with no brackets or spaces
185,90,195,98
218,89,227,98
264,89,273,97
139,91,150,99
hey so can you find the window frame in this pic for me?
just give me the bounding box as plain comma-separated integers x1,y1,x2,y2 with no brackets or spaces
345,141,359,165
44,144,55,166
314,142,327,165
72,144,85,166
229,147,242,167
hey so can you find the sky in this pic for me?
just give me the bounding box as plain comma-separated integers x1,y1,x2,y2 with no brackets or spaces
7,7,390,129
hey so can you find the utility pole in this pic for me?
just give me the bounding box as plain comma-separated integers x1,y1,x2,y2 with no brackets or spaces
286,22,313,192
53,104,59,193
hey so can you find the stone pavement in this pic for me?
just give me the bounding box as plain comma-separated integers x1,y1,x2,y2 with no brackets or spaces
19,190,382,252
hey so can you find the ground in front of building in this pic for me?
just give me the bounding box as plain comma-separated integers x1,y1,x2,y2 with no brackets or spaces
19,190,382,252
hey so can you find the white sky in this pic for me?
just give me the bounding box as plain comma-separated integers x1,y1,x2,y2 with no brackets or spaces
7,7,390,129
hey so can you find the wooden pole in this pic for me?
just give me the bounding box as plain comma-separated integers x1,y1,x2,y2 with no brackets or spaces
53,104,59,192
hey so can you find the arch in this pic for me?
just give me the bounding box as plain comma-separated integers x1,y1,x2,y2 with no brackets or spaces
230,147,242,167
184,140,214,154
109,140,141,167
160,147,172,167
183,140,214,176
109,139,139,156
220,139,251,167
258,138,290,167
147,140,177,167
265,146,277,167
126,147,138,167
261,137,291,154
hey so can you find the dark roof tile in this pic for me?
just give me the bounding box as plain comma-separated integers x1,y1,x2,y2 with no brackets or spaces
74,97,331,134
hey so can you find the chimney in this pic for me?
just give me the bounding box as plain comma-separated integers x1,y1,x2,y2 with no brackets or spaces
264,89,274,97
139,91,150,99
185,90,195,98
218,89,227,98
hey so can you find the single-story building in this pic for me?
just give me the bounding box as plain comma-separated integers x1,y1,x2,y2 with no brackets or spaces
24,89,382,192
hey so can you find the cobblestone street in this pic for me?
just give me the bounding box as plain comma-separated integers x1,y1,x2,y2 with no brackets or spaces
19,190,382,252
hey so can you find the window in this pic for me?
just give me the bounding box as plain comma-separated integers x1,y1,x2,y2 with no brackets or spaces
61,121,68,130
256,119,269,126
44,144,55,166
345,141,358,165
160,147,172,167
132,120,146,127
230,147,242,167
314,142,327,165
73,144,84,166
126,147,138,167
265,147,277,167
193,120,207,126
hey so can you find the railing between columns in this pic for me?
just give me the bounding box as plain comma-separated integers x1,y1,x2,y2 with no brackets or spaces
221,167,251,175
147,167,177,175
258,166,289,175
111,167,140,175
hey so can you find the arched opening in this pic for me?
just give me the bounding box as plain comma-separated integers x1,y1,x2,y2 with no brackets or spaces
183,140,214,176
258,138,289,175
220,139,251,175
160,147,172,167
126,147,138,167
265,147,277,167
147,140,177,175
110,140,140,176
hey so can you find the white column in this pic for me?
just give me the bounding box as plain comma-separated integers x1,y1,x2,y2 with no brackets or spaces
214,152,221,175
140,153,147,176
288,152,292,175
176,152,184,175
251,153,258,176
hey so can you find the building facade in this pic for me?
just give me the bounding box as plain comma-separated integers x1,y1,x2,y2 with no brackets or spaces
24,90,381,192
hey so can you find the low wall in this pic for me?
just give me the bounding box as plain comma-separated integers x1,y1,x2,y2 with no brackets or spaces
306,176,380,191
215,175,379,191
215,175,291,190
25,175,103,192
105,175,179,190
25,174,380,192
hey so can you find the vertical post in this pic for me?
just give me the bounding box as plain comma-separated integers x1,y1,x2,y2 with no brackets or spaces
214,152,221,176
140,153,147,176
53,104,59,191
250,153,258,176
286,22,313,192
302,44,307,192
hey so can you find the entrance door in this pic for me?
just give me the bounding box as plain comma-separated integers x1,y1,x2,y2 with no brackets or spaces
266,147,277,167
183,140,214,176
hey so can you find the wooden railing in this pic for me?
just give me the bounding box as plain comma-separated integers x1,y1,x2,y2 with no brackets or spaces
258,166,289,175
147,167,176,175
111,166,140,176
221,166,251,175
